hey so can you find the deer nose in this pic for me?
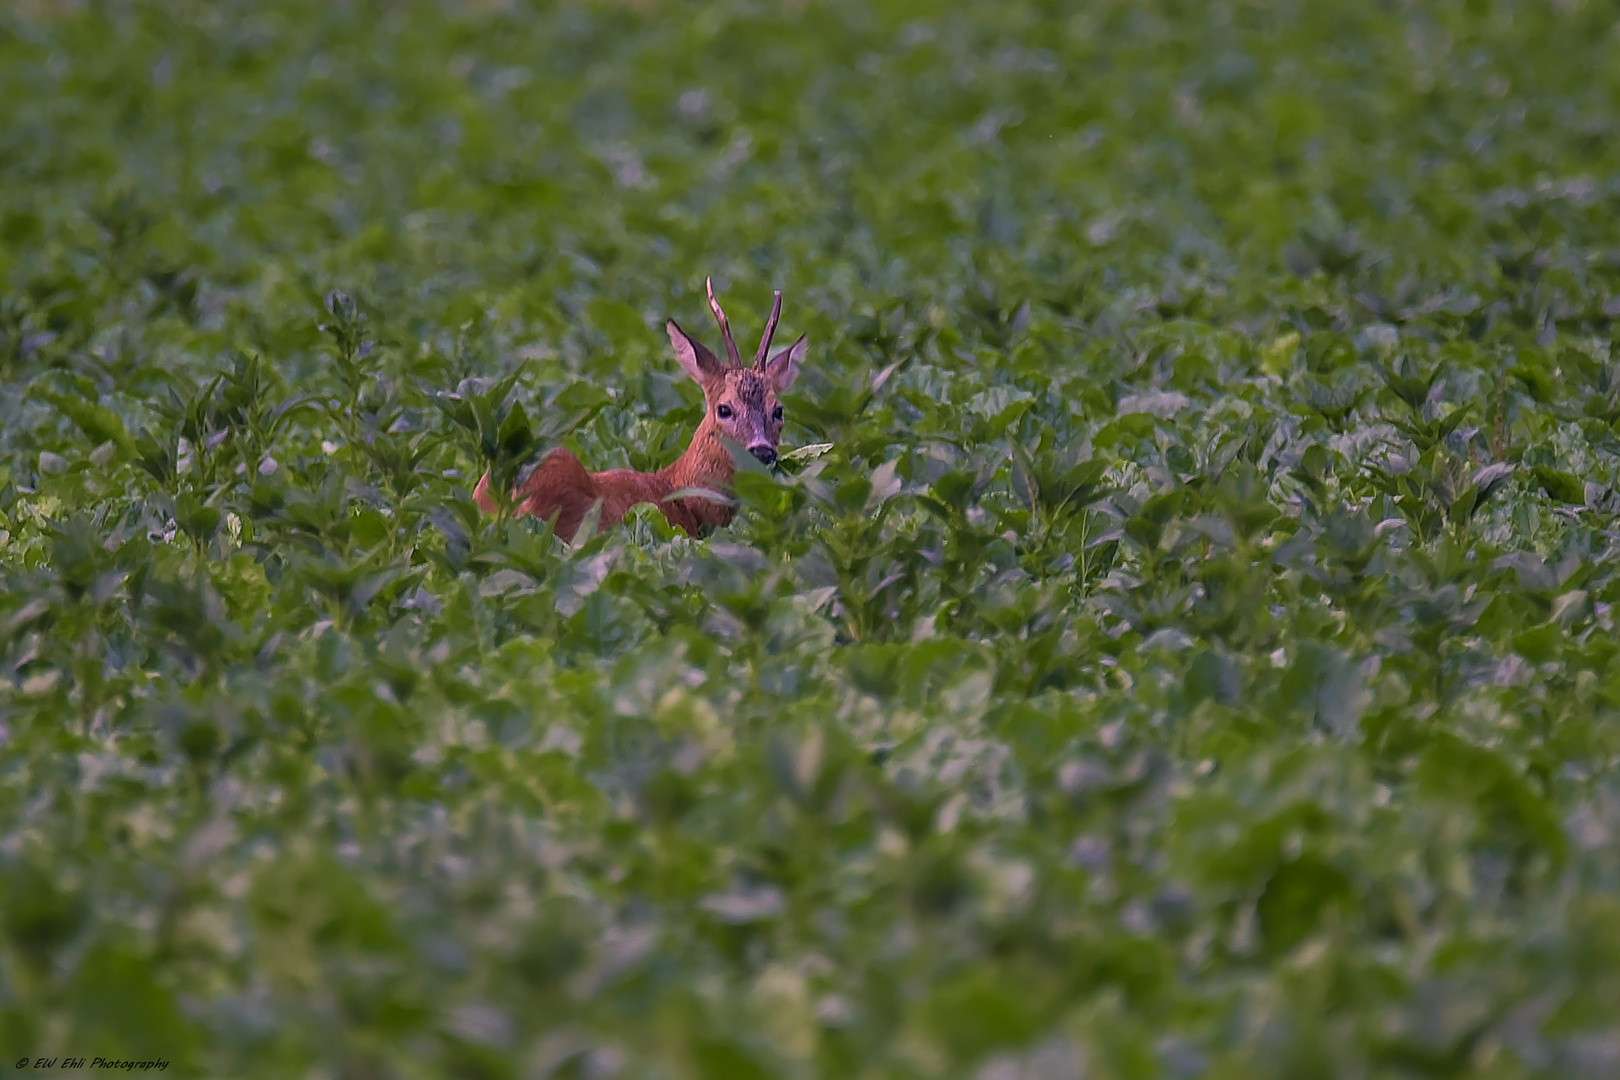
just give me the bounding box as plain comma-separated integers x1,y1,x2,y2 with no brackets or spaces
749,445,778,466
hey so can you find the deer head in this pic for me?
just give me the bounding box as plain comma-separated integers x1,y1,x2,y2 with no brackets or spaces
665,278,806,466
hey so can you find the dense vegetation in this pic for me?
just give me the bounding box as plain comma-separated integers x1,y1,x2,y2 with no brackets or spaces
3,1,1620,1077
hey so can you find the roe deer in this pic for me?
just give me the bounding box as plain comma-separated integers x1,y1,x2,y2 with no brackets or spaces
473,279,806,542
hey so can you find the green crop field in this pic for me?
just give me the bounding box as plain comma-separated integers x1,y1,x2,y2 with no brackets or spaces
3,1,1620,1077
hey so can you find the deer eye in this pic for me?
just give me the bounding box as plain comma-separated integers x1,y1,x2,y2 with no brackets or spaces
716,404,733,420
772,404,784,422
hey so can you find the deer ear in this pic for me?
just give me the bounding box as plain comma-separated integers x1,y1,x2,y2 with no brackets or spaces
667,319,724,387
764,334,806,393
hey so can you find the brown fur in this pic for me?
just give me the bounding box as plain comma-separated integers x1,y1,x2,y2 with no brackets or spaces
472,284,806,544
471,417,737,541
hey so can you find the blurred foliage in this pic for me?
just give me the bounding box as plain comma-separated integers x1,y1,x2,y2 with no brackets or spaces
3,0,1620,1077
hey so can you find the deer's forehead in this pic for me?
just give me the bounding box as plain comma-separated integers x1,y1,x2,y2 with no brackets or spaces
721,371,770,409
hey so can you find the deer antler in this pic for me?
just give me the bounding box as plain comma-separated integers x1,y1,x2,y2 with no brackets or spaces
706,277,743,368
754,290,782,371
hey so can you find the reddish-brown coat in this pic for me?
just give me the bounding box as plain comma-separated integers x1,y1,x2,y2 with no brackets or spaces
472,279,805,544
471,411,739,542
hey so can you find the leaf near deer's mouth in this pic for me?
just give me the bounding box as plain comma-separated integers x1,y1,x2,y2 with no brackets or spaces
780,442,834,463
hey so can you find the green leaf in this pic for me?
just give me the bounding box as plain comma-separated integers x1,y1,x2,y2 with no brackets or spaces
1415,734,1566,861
662,486,737,506
1009,438,1038,513
551,380,614,412
43,391,136,454
780,442,834,463
68,944,195,1061
1534,465,1585,505
173,492,222,545
497,399,535,460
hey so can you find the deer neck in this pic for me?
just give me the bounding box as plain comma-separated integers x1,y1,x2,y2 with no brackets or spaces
657,414,735,494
